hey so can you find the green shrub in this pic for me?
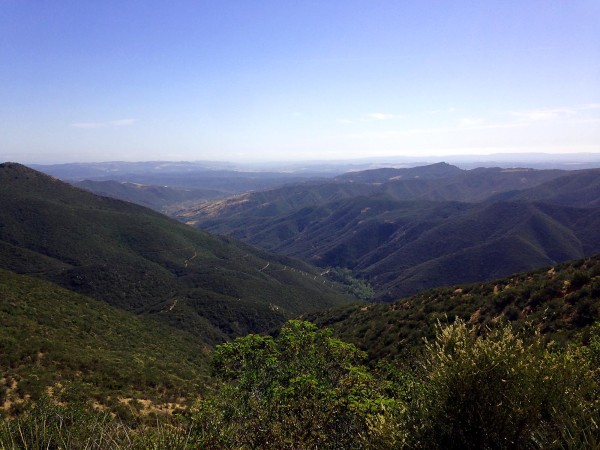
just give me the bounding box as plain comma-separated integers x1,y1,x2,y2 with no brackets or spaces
407,320,600,449
192,320,398,449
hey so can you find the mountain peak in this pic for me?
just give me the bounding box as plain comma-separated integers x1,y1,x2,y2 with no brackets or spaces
1,161,35,172
1,161,58,180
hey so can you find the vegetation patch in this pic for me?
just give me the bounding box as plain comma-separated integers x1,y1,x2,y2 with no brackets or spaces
4,319,596,449
0,269,209,415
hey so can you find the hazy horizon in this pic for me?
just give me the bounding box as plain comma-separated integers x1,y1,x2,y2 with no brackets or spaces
17,152,600,175
2,1,599,164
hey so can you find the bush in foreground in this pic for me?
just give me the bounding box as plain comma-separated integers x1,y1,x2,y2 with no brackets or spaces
192,320,398,448
2,320,598,449
194,320,599,449
407,320,600,449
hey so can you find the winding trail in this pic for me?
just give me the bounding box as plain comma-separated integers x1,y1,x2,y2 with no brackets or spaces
184,251,197,267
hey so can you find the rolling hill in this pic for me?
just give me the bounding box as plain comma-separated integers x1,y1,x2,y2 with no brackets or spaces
333,161,464,183
488,168,600,207
181,164,569,224
177,164,600,300
0,163,354,344
33,160,329,194
305,253,600,361
74,179,225,213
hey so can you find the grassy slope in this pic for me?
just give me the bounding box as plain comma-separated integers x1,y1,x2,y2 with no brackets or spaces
0,163,354,342
305,254,600,361
75,179,225,212
0,268,209,413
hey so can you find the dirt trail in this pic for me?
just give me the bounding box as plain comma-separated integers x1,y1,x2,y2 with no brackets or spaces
184,250,197,267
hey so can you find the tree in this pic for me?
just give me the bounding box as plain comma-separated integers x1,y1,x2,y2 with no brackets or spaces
192,320,397,449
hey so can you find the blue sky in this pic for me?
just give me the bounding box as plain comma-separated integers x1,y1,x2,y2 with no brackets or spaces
1,1,599,163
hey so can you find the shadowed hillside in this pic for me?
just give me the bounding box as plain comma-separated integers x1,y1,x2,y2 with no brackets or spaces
306,253,600,361
0,163,354,343
177,164,600,300
488,169,600,207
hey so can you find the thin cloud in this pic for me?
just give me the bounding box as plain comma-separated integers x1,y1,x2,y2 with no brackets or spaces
70,122,107,129
509,105,597,121
366,113,400,121
459,118,485,128
70,118,136,129
337,113,404,124
428,107,457,115
111,118,136,126
574,118,600,125
512,109,575,121
579,103,600,110
345,121,525,140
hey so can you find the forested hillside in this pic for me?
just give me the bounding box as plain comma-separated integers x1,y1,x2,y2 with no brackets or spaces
0,268,209,415
178,164,600,300
0,163,354,343
306,253,600,361
2,162,599,448
3,257,599,447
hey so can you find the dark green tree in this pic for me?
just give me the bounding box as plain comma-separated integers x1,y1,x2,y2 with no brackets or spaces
192,320,397,449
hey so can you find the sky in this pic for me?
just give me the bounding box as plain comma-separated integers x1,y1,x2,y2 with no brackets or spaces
1,1,599,164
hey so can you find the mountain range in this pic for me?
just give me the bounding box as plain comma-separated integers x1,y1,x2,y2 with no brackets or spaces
175,163,600,300
33,160,330,196
2,161,600,417
73,179,225,213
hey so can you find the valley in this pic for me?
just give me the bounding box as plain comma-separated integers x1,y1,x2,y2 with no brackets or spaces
172,163,600,300
1,160,599,448
0,162,355,343
4,2,599,445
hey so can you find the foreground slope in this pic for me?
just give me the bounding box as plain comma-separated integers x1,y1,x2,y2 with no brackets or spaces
306,254,600,361
0,163,353,342
0,268,208,413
